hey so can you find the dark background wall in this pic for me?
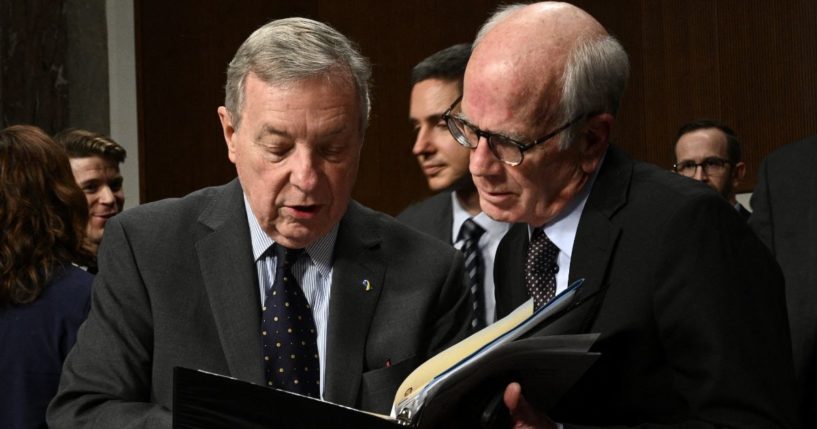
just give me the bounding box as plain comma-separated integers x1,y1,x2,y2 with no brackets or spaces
0,0,109,134
3,1,815,215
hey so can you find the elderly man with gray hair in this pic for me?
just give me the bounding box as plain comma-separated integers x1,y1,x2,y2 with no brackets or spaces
451,2,799,428
47,18,472,428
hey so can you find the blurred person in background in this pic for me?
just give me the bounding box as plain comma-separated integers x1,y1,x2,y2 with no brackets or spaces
672,119,749,219
0,125,94,429
55,129,126,271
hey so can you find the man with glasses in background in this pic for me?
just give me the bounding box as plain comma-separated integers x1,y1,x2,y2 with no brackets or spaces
673,119,750,220
446,2,798,427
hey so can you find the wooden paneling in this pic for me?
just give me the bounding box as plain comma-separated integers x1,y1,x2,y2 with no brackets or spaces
717,0,817,191
0,0,68,133
134,0,817,211
640,0,722,170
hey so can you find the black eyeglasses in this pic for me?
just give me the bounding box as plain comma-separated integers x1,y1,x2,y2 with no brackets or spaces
673,157,731,177
442,96,586,166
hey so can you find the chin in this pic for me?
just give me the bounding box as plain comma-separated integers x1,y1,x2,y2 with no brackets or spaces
481,205,516,223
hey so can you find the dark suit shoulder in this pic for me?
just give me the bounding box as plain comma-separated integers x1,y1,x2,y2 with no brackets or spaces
599,152,731,226
396,192,451,222
349,200,458,258
112,180,239,236
395,192,453,243
765,134,817,166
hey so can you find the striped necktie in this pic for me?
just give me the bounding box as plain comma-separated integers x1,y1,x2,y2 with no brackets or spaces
458,218,486,329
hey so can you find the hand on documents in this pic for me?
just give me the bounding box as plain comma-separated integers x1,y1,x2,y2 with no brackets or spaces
504,382,557,429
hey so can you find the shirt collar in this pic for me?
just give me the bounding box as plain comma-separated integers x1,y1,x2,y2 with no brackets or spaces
451,191,509,243
243,195,337,279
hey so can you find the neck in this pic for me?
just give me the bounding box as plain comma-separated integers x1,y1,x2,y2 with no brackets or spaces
455,186,481,216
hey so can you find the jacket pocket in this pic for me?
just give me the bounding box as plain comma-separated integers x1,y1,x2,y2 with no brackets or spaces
359,355,419,414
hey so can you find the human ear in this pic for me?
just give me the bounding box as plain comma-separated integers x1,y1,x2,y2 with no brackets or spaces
217,106,238,163
579,113,613,174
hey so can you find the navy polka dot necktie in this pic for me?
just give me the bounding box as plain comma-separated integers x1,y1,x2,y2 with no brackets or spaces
458,218,486,329
261,244,320,397
525,228,559,309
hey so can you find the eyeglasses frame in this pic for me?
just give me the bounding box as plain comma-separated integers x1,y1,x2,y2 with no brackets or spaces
442,95,588,166
673,157,732,177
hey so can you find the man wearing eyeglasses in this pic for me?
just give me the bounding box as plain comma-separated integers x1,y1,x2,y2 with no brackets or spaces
452,2,798,428
673,119,750,220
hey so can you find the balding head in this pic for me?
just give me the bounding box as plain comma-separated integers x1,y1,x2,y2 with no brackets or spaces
458,2,630,226
465,2,628,149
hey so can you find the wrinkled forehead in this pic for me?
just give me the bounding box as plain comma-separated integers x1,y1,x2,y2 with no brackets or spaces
461,46,565,132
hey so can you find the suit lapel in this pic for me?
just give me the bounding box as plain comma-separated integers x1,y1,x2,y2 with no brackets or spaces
195,180,265,384
560,147,629,332
440,193,455,244
323,202,386,406
494,223,530,319
499,148,630,331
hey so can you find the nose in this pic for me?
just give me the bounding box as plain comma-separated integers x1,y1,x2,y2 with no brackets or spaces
290,149,320,192
98,186,116,205
469,136,500,177
412,126,434,157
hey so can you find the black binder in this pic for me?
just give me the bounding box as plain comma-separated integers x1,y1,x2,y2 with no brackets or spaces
173,367,401,429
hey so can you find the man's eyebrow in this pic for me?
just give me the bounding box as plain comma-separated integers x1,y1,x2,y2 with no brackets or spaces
78,178,102,187
257,125,290,140
455,113,524,141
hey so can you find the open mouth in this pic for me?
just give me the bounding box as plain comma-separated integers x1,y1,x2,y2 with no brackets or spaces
287,204,322,218
292,204,319,213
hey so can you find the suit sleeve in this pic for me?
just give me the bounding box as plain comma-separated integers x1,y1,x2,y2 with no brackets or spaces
749,157,775,252
653,197,798,428
563,196,799,428
47,218,172,428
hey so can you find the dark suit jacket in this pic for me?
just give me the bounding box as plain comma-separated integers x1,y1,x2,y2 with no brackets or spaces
494,147,799,428
0,264,92,429
737,202,751,221
396,191,454,243
47,179,472,428
750,135,817,428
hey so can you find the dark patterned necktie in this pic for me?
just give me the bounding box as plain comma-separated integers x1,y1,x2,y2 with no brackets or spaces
524,228,559,309
261,244,320,397
458,218,486,329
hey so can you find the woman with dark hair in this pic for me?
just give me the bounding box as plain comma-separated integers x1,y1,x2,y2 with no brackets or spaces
0,125,94,428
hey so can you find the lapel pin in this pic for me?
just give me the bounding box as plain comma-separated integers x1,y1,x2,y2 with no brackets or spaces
362,279,372,291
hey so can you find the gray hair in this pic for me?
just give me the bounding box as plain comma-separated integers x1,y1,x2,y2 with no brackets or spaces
558,35,630,149
474,4,524,45
224,17,372,130
474,4,630,150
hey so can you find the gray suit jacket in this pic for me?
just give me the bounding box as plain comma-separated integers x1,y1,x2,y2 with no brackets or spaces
396,191,454,244
48,179,472,428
